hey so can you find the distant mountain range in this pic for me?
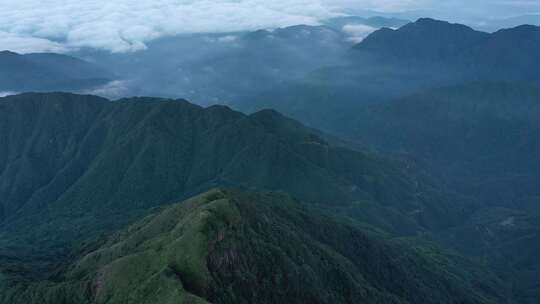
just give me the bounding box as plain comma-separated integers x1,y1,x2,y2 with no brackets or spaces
0,51,111,93
4,17,539,104
353,18,540,81
74,23,353,103
235,18,540,127
480,14,540,32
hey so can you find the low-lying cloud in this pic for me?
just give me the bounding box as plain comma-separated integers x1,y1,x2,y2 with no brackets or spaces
0,0,537,54
342,24,378,43
0,0,423,53
84,80,131,100
0,0,322,53
0,30,68,54
0,91,18,98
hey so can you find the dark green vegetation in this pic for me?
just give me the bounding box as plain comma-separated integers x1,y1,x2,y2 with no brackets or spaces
219,18,540,304
343,82,540,198
0,51,111,92
0,92,469,280
333,82,540,303
0,189,506,304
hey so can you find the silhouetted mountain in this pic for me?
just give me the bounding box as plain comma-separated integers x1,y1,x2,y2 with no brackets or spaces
352,18,540,84
480,14,540,32
0,51,111,92
234,18,540,131
1,189,506,304
354,18,489,63
464,25,540,81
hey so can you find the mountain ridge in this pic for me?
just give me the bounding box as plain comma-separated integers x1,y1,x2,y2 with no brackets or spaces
0,92,468,277
0,189,508,304
0,51,111,92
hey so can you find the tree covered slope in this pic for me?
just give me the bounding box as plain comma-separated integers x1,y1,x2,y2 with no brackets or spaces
332,81,540,303
0,92,467,277
0,189,507,304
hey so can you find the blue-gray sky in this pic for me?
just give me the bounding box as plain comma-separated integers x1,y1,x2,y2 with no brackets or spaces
0,0,538,53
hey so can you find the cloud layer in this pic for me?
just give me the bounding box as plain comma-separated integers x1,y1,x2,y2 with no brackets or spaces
0,0,427,53
0,1,313,53
0,0,538,53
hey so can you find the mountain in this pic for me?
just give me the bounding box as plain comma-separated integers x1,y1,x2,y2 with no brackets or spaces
0,189,507,304
0,51,111,92
352,18,540,83
0,92,470,279
480,14,540,32
344,82,540,201
233,18,540,131
354,18,489,64
331,81,540,303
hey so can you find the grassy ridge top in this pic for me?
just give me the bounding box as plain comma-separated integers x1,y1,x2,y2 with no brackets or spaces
1,189,506,304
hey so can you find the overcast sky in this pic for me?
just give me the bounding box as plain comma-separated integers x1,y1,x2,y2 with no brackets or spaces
1,0,539,53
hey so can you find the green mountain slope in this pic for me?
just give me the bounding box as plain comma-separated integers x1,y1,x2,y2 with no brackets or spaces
332,81,540,303
0,92,467,277
0,189,507,304
238,80,540,303
345,82,540,203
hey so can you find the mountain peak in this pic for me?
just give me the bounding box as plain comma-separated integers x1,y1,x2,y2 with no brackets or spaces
354,18,489,63
0,50,20,57
494,24,540,35
415,17,445,24
403,17,480,33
